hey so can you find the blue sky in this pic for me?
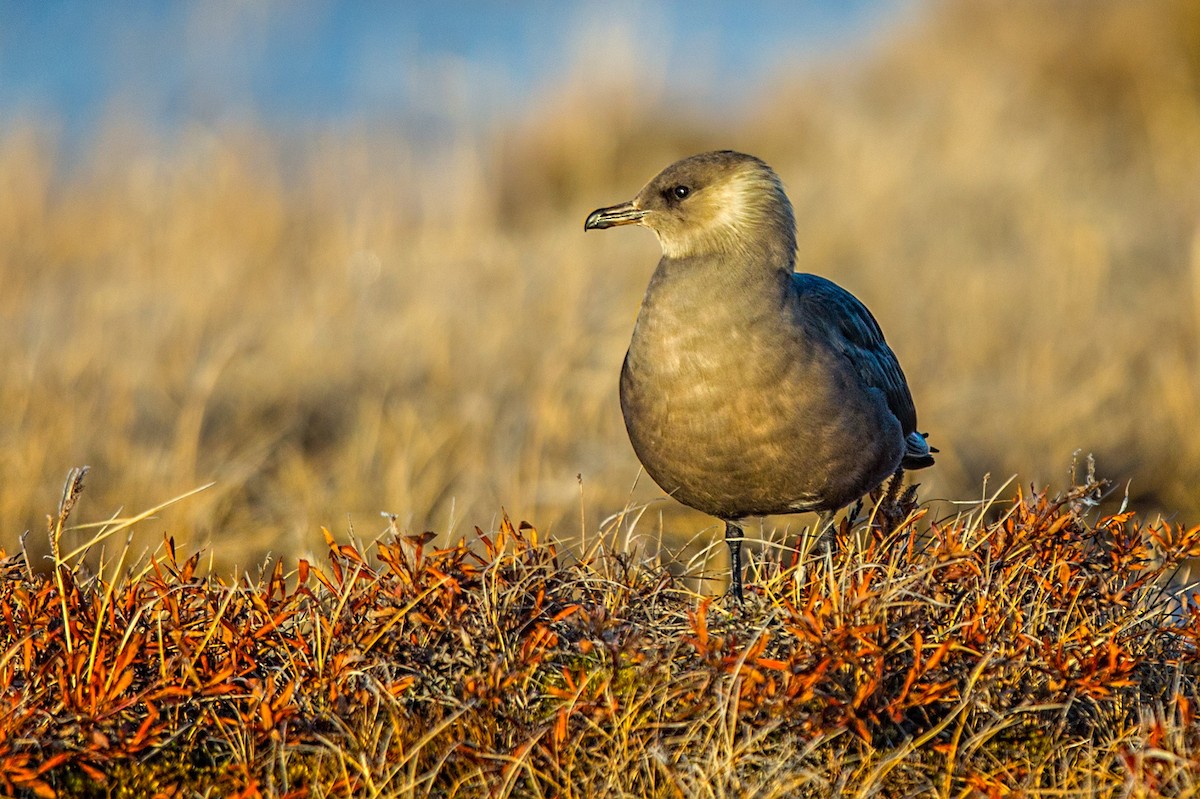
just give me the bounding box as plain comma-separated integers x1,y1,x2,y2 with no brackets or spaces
0,1,907,142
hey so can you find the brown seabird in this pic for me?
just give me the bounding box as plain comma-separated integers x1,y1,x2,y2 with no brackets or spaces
585,150,934,602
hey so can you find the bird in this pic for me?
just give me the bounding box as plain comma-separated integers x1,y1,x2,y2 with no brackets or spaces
584,150,934,603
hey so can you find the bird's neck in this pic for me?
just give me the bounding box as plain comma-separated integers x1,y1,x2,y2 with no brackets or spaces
652,247,792,289
643,251,793,321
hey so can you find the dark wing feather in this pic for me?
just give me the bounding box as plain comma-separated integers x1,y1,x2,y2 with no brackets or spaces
792,273,920,437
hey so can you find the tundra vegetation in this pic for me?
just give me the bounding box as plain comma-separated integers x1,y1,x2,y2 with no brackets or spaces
1,467,1199,796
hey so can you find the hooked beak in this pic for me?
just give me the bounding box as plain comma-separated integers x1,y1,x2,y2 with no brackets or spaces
584,201,645,231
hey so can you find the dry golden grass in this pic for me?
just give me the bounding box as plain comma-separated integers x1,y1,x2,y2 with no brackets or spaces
2,0,1200,573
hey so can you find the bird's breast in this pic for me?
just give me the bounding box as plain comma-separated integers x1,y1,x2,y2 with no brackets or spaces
619,273,904,518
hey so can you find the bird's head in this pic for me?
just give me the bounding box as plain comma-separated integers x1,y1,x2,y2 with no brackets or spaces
584,150,796,264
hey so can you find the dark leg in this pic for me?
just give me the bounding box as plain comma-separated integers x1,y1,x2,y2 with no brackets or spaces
724,520,745,604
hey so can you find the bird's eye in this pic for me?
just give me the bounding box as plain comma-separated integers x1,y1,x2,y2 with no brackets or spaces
672,185,691,200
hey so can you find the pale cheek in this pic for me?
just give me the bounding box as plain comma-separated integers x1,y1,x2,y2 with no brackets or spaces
658,234,688,259
656,226,704,259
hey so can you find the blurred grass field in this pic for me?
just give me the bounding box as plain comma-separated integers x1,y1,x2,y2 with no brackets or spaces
3,0,1200,570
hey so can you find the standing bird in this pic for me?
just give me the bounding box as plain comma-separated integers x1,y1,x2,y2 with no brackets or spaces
584,151,934,602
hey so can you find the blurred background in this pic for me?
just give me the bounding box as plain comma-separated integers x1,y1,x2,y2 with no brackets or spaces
2,0,1199,571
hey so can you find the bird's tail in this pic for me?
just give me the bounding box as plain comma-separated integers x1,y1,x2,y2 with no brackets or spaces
902,431,936,469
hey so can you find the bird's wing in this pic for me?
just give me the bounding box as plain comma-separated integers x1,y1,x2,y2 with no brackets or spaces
791,272,920,437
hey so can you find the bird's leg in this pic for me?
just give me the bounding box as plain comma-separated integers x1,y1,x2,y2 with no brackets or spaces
724,520,745,604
